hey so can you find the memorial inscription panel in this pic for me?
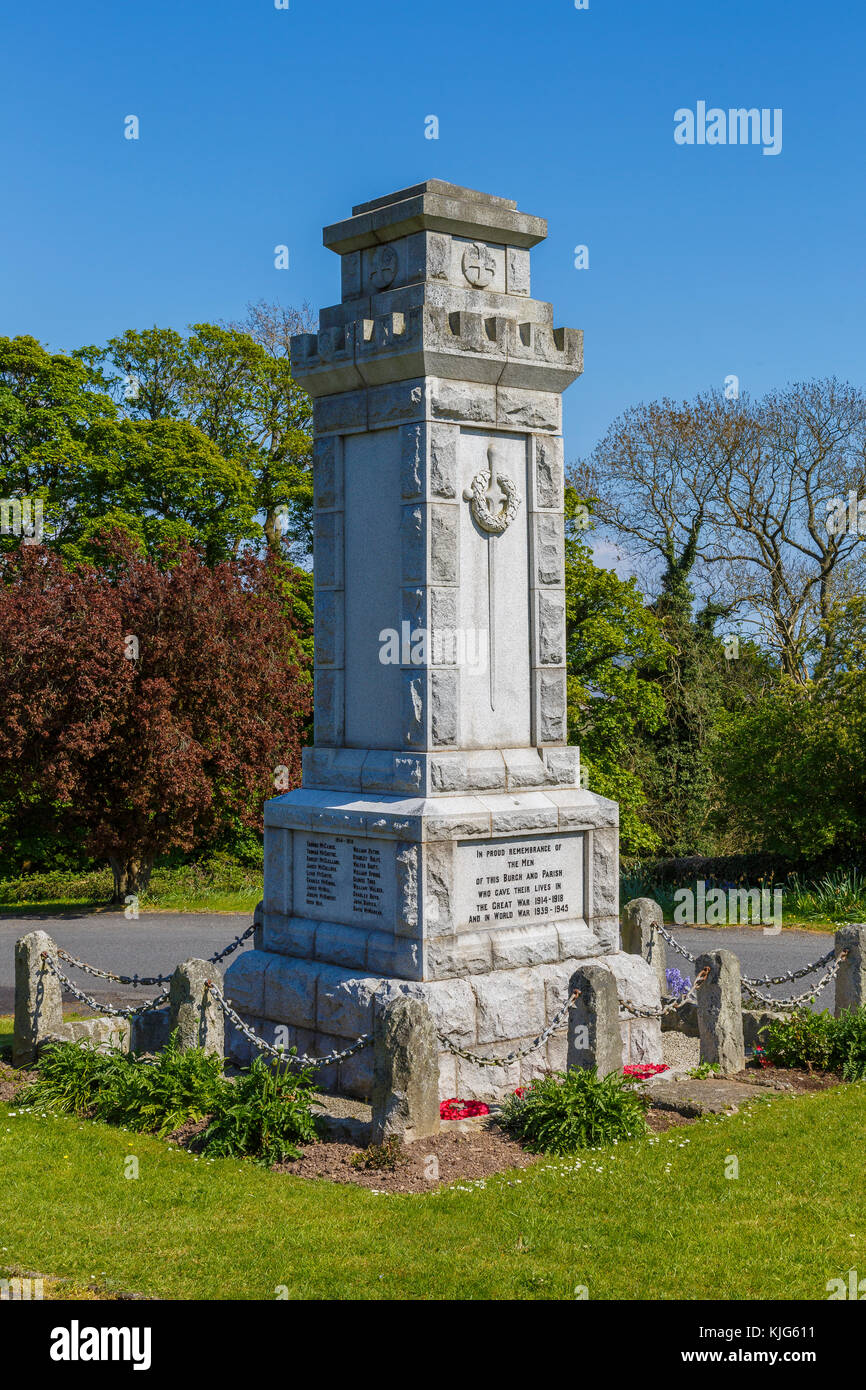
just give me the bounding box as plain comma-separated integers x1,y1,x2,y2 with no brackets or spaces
294,833,396,927
453,832,584,932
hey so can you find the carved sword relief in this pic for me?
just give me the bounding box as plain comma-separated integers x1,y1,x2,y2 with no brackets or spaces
463,444,522,710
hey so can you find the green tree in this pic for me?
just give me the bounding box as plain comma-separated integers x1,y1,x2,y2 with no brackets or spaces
718,598,866,861
84,303,315,562
0,335,116,551
0,335,259,564
81,417,256,564
565,489,670,854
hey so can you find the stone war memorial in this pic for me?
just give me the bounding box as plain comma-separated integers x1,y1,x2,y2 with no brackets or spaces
225,180,662,1099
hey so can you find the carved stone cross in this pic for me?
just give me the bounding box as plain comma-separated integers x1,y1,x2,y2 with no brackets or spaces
461,241,496,288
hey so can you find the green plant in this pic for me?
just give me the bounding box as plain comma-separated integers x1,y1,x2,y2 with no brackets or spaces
763,1010,836,1072
499,1069,648,1155
755,1005,866,1080
103,1034,227,1137
20,1033,228,1137
687,1061,720,1079
349,1137,408,1172
827,1008,866,1081
201,1054,321,1164
785,870,866,924
18,1039,131,1117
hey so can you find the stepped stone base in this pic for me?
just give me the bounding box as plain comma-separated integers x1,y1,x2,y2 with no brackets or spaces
223,947,661,1103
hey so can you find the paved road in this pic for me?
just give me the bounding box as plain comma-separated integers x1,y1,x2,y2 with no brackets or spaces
0,911,254,1013
0,912,838,1015
660,924,838,1012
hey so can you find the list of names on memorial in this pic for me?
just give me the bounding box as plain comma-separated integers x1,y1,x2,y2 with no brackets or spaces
299,834,386,922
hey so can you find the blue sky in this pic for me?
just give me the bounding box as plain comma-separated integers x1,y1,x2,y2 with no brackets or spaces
2,0,864,461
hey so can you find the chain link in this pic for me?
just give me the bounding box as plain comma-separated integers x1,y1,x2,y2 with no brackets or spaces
206,980,372,1067
657,923,699,964
741,947,836,989
621,966,710,1020
55,923,256,988
436,990,580,1067
740,951,847,1011
40,953,170,1019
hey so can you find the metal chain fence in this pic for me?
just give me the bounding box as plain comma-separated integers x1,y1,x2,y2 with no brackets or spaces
436,989,580,1068
658,922,844,990
206,980,372,1068
55,923,256,989
40,954,170,1019
740,951,848,1011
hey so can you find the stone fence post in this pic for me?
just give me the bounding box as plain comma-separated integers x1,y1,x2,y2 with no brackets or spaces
834,925,866,1015
622,897,667,996
169,960,224,1055
696,949,745,1075
13,931,64,1067
567,964,623,1077
370,995,440,1145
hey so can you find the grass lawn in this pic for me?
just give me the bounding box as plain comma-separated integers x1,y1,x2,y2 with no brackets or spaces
0,863,262,916
1,1080,864,1301
0,893,261,916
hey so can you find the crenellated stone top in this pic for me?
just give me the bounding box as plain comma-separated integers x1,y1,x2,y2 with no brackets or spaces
291,180,582,398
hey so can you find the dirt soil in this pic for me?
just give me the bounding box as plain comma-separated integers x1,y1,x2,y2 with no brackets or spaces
734,1065,841,1092
166,1117,210,1147
273,1125,538,1193
0,1061,33,1102
646,1107,695,1133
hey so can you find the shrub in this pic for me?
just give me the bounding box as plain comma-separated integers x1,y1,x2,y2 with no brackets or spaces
763,1010,836,1072
22,1038,323,1160
99,1035,227,1137
18,1038,130,1117
498,1069,648,1155
201,1054,322,1164
827,1008,866,1081
20,1033,228,1137
763,1006,866,1079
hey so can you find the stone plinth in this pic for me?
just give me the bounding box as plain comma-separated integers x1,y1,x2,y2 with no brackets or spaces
224,181,661,1099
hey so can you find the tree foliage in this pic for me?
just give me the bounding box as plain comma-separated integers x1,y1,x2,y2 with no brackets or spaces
0,534,310,898
1,307,315,566
565,489,670,854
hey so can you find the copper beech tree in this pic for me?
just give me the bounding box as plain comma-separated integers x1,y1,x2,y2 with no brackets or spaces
0,534,310,901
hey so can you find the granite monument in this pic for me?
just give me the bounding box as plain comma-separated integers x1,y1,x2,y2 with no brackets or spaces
225,180,662,1099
